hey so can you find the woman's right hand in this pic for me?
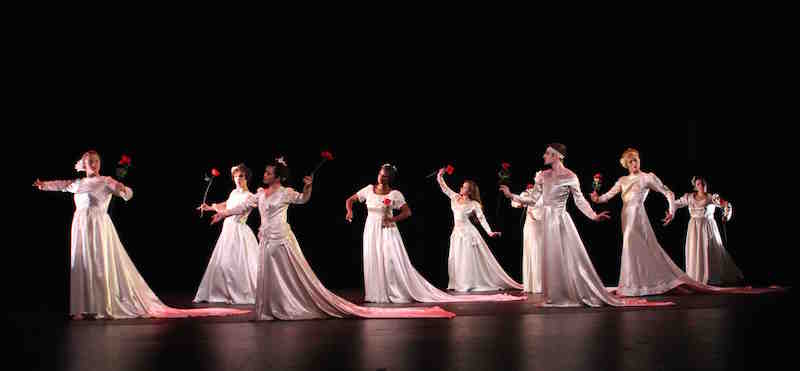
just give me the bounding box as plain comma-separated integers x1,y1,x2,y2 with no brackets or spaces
345,210,353,223
197,203,214,212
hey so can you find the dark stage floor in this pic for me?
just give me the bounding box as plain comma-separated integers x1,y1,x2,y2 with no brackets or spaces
8,289,794,371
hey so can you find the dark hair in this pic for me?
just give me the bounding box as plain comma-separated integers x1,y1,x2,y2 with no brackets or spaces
266,161,290,184
231,163,252,182
380,164,398,185
691,176,710,193
547,143,567,158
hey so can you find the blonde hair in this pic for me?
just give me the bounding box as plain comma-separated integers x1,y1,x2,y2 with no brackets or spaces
619,148,640,169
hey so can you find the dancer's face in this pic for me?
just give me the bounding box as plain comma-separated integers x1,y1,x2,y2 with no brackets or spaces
233,170,247,189
543,149,558,166
84,154,101,176
459,182,470,197
377,169,391,186
626,157,640,174
263,166,278,185
694,179,706,193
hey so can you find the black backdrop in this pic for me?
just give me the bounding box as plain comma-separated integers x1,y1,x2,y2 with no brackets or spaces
13,116,794,313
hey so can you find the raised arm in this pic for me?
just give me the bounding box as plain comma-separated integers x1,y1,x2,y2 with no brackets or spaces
437,170,458,199
286,176,313,205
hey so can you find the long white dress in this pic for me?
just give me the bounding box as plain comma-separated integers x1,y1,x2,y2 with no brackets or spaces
672,193,743,285
511,185,544,293
225,186,455,320
194,188,260,304
436,173,523,292
511,170,672,307
357,185,526,304
597,172,697,296
41,176,248,319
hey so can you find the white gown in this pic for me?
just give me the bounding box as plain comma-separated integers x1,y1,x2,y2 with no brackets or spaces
436,173,522,292
673,193,743,285
225,186,455,320
511,170,671,307
597,172,695,296
357,185,525,304
511,186,544,293
194,188,260,304
41,176,248,319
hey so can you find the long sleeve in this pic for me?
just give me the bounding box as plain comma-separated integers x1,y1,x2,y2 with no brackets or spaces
511,191,540,207
437,172,458,200
472,203,494,234
647,173,675,212
671,193,690,215
285,187,310,205
104,177,133,201
597,180,621,203
511,182,543,207
40,179,80,193
511,189,530,208
225,192,259,216
568,177,598,220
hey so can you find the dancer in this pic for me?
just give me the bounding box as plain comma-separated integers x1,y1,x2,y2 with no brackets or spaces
589,148,684,296
34,150,248,319
212,158,455,320
510,174,544,293
500,144,671,307
194,163,260,304
345,164,525,304
436,168,522,292
669,176,744,285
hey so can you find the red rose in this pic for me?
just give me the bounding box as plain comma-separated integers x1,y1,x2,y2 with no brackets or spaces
526,183,534,189
211,168,221,177
321,151,335,161
383,198,392,206
118,155,132,166
445,165,455,175
502,162,511,171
